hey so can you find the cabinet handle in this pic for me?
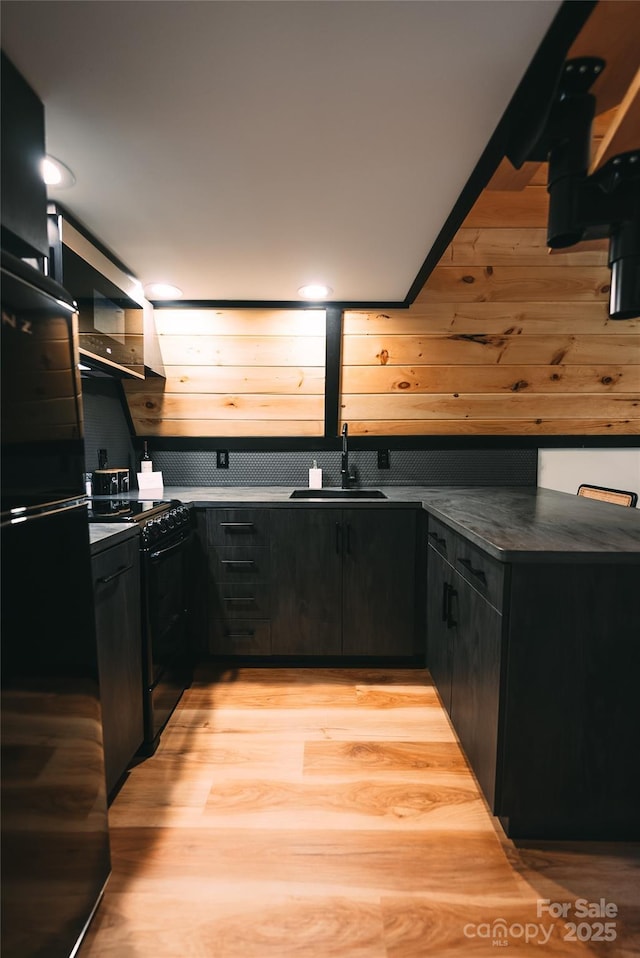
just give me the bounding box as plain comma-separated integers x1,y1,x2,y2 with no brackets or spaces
441,581,449,622
221,560,255,568
224,629,255,638
429,531,447,548
220,522,255,531
223,596,256,603
336,522,342,555
458,557,487,585
445,583,457,629
96,563,133,585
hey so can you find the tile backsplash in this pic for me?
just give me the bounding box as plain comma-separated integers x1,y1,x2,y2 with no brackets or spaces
82,379,137,475
152,448,537,487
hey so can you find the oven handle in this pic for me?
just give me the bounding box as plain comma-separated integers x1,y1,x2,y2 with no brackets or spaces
150,536,189,562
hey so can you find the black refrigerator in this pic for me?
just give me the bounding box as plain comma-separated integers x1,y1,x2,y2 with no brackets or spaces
1,251,111,957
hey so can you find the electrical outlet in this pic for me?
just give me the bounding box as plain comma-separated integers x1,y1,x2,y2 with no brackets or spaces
377,449,390,469
216,450,229,469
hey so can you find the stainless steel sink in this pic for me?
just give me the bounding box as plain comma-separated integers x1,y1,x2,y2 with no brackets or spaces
289,489,387,499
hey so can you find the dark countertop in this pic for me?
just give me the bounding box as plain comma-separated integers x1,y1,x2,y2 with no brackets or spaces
88,485,640,563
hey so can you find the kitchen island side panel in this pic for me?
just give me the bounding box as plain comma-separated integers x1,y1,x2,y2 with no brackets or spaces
498,560,640,839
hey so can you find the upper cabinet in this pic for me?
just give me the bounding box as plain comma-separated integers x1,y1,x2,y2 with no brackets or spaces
1,53,48,261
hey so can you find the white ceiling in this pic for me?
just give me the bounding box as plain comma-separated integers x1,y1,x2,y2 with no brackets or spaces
1,0,563,304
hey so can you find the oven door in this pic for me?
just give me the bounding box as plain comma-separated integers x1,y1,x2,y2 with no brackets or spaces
141,526,192,752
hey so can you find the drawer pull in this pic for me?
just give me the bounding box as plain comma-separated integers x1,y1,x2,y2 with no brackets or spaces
429,531,447,547
224,629,255,638
221,560,255,568
96,563,133,585
458,557,487,585
220,522,255,531
223,596,255,603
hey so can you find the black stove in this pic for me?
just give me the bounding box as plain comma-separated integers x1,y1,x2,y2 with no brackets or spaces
88,495,194,755
87,498,192,547
87,498,173,522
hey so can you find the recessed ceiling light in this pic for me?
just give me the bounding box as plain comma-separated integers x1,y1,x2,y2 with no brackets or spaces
143,282,183,300
297,283,333,300
41,155,76,189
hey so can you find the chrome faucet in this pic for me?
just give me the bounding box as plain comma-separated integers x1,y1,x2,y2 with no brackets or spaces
341,422,354,489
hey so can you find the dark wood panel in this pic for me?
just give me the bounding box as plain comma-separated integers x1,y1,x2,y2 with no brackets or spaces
341,510,417,657
501,562,640,838
92,538,143,799
270,509,343,655
449,572,503,811
426,545,453,714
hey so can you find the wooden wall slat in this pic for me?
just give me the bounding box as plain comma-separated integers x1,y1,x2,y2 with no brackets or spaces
342,334,639,366
156,335,326,367
346,419,639,436
126,390,324,421
443,229,609,267
341,394,639,421
341,365,631,394
153,367,325,395
154,309,326,336
344,303,636,335
461,187,549,228
414,266,610,304
129,419,324,438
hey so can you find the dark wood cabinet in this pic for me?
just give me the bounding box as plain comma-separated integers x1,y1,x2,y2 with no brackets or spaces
425,545,453,713
426,512,640,839
271,507,418,657
92,536,143,799
270,509,342,655
341,509,417,656
1,53,48,260
427,528,502,806
206,509,273,655
448,572,502,809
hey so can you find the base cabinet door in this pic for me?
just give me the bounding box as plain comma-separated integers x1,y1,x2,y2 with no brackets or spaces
270,507,418,657
341,509,416,656
270,509,342,655
449,572,502,809
92,536,143,799
426,544,453,713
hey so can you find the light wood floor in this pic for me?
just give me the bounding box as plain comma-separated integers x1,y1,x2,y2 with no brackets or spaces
80,667,640,957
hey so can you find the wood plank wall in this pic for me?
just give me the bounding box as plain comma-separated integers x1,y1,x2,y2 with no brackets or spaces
123,309,326,437
122,186,639,440
342,183,640,436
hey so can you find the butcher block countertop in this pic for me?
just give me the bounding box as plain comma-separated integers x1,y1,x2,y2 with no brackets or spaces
91,485,640,563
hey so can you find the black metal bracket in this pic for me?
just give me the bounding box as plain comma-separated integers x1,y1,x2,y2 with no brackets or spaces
511,57,640,319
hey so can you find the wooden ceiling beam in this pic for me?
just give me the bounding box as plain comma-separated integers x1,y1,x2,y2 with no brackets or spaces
589,67,640,173
567,0,640,115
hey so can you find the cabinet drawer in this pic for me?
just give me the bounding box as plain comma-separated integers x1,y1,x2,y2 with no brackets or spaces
454,537,504,610
208,509,270,547
212,582,270,619
213,547,270,582
92,537,139,588
210,619,271,655
426,516,457,564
